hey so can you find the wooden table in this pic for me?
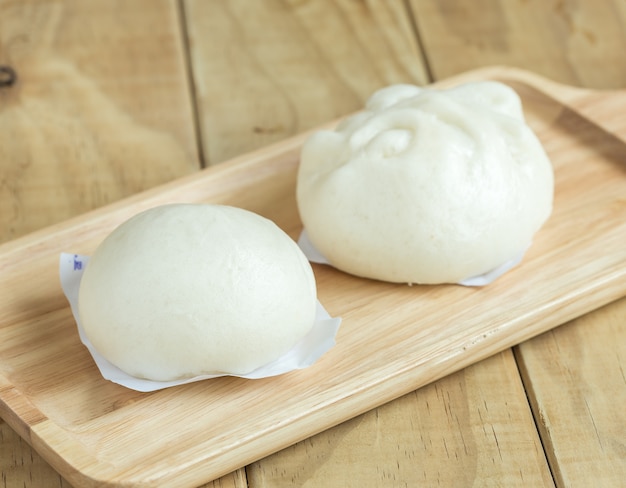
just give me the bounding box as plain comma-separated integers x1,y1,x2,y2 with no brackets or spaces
1,1,625,486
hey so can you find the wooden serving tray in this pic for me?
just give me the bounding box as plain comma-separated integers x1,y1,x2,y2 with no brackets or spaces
1,67,625,487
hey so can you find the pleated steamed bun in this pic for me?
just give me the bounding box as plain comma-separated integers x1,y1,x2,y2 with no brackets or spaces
297,81,554,284
78,203,317,381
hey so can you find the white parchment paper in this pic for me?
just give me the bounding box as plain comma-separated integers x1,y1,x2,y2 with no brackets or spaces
59,253,341,392
297,230,526,287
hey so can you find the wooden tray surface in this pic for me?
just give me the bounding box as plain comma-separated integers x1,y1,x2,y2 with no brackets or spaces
1,67,625,487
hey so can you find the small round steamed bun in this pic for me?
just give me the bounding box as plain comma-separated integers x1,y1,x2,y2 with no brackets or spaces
297,81,554,284
78,204,317,381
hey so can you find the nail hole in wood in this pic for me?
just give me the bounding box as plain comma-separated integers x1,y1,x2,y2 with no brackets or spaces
0,66,17,87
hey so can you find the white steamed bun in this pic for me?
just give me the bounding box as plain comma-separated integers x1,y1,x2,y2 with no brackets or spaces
78,203,317,381
296,81,554,284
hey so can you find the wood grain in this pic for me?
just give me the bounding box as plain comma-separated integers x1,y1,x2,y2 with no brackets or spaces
408,0,626,88
247,350,554,487
0,68,625,486
516,297,626,487
0,0,199,242
183,0,426,165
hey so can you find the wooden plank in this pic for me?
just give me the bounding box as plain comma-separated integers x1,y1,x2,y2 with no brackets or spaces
248,350,554,487
183,0,426,165
0,0,199,243
181,2,425,484
407,2,626,484
0,68,625,486
515,297,626,487
408,0,626,88
0,421,72,488
0,0,207,486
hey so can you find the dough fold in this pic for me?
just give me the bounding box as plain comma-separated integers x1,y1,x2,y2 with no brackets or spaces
297,81,554,284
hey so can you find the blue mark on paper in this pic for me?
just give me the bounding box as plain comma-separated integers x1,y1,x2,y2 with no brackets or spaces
73,255,83,271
